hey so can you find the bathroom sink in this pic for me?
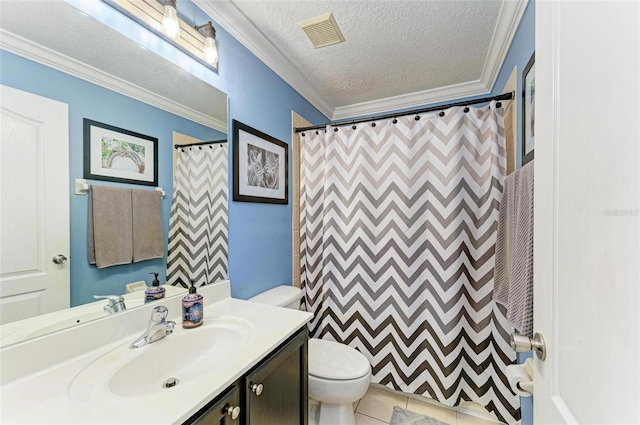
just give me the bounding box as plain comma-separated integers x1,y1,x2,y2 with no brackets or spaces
69,316,254,401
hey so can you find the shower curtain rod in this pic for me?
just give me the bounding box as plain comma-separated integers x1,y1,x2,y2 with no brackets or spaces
174,139,227,149
293,92,514,134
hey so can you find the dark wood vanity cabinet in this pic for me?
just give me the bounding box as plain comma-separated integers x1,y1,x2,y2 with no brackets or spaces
184,327,308,425
242,327,308,425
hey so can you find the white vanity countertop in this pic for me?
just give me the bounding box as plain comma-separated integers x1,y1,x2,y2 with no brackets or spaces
0,282,312,424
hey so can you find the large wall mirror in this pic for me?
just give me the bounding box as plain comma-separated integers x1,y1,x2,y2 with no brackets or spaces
0,1,228,347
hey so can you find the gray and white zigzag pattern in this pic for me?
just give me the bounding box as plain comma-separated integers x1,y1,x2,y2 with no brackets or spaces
167,145,228,287
300,103,519,423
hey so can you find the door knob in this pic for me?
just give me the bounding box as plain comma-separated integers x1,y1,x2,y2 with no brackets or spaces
225,405,240,420
52,254,68,264
510,332,546,360
250,383,263,396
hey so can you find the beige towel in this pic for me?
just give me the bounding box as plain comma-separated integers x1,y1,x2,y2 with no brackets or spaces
132,189,164,262
493,160,534,337
88,186,133,269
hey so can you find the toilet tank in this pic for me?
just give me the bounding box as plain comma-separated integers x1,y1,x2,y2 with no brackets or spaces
248,285,303,309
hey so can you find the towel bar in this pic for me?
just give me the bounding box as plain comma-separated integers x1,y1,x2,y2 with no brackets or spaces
75,178,165,198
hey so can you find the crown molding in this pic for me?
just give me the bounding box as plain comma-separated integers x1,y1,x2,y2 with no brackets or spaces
332,0,528,120
0,29,227,133
195,0,528,121
331,80,489,120
480,0,529,91
193,0,335,119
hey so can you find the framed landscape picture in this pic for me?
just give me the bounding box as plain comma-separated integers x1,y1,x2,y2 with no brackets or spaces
522,52,535,166
233,120,288,204
83,119,158,186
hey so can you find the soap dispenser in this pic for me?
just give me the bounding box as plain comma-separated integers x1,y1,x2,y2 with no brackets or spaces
182,280,203,329
145,272,166,303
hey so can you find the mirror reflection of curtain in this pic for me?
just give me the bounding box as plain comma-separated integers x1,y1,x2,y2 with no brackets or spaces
167,145,228,287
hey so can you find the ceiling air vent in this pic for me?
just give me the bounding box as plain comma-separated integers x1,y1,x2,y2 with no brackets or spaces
298,13,345,49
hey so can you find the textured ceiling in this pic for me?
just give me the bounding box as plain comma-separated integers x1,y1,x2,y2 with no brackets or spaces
1,1,523,122
227,0,503,108
0,1,227,132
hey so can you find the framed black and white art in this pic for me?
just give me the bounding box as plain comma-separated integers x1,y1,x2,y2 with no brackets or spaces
522,52,535,166
232,120,288,204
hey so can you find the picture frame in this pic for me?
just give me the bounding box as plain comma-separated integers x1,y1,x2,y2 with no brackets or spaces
522,52,535,166
233,119,288,204
83,119,158,186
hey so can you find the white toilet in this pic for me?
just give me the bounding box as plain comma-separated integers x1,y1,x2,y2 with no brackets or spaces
249,285,372,425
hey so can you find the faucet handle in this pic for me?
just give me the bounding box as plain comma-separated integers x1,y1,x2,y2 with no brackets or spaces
93,294,124,304
150,305,169,323
94,295,126,314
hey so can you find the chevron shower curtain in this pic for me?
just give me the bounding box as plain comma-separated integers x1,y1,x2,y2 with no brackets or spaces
167,145,228,287
300,102,519,423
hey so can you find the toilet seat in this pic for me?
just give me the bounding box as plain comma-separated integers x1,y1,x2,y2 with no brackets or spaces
309,338,370,380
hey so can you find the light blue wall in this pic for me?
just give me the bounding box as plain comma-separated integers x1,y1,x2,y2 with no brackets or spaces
175,1,328,300
0,50,225,306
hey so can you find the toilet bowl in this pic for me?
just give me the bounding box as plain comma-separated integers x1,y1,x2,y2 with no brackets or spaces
308,338,372,425
248,285,372,425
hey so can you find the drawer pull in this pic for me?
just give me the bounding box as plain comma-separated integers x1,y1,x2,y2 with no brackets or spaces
225,405,240,420
250,383,263,396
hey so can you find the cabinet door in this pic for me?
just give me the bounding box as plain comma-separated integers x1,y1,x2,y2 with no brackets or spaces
244,328,308,425
185,385,241,425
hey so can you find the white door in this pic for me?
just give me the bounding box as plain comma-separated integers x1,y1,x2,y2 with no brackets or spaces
0,85,70,325
534,2,639,424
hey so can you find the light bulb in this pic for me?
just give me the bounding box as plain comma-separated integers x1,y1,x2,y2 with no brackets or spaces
204,36,218,67
162,4,180,39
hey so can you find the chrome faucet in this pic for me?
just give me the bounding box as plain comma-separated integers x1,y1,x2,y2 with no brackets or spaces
93,294,126,315
130,306,176,349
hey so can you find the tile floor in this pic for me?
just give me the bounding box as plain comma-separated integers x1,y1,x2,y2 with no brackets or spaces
353,386,502,425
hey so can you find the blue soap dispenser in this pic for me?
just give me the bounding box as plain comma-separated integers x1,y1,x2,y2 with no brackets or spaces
145,272,165,303
182,280,203,329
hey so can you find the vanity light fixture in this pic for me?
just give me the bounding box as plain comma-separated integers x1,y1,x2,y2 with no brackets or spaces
109,0,219,70
195,22,218,67
162,0,180,39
